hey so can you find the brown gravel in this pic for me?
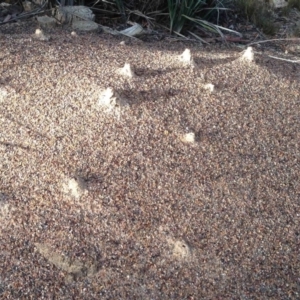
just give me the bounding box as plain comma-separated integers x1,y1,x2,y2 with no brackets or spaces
0,20,300,299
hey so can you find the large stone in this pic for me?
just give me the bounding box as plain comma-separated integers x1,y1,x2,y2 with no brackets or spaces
71,20,99,32
22,0,35,12
55,5,95,25
37,15,56,29
259,0,288,8
270,0,288,8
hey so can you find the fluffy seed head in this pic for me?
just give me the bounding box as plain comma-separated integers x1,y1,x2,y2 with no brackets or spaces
242,47,254,62
117,63,135,78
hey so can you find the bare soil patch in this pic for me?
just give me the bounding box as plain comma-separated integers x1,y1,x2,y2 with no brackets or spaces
0,20,299,299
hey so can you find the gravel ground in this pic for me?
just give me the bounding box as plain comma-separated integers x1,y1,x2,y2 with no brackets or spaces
0,21,300,299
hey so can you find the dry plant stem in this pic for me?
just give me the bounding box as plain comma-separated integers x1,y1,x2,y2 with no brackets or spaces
247,37,300,46
0,5,49,25
266,55,300,63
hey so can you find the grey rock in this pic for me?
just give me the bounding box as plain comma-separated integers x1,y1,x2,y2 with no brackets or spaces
37,15,57,29
71,20,99,32
55,5,95,25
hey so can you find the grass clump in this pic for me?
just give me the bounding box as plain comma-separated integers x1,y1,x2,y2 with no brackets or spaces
282,0,300,16
166,0,236,38
89,0,237,39
167,0,208,33
46,0,238,40
233,0,277,35
287,0,300,10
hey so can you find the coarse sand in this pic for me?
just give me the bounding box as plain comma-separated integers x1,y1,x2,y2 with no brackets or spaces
0,20,300,299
